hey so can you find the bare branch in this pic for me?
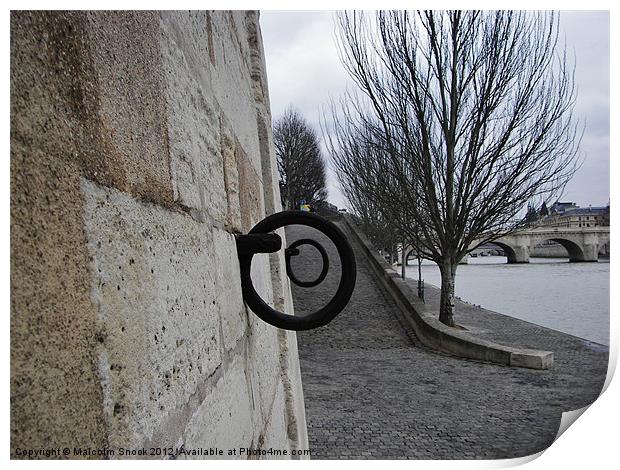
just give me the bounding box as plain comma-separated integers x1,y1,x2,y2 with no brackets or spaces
329,10,581,325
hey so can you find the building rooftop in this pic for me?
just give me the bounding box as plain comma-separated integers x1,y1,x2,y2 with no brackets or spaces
566,207,609,215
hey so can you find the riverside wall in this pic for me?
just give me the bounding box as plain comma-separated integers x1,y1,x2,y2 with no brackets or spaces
11,11,307,459
341,215,553,370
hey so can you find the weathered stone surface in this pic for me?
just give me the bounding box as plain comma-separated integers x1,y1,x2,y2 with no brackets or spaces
256,107,280,215
247,315,281,426
11,11,109,456
209,12,263,173
11,10,308,459
277,329,309,453
245,11,271,108
182,355,254,458
83,180,223,448
213,229,247,351
236,140,264,233
160,11,226,223
260,381,290,458
85,11,175,205
221,114,243,233
511,350,554,370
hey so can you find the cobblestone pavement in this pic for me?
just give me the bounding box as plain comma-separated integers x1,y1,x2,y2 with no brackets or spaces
285,221,608,460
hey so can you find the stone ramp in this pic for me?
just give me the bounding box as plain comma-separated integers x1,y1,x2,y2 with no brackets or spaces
286,221,608,459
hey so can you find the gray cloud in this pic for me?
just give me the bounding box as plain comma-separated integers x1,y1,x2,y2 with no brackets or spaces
260,11,610,209
559,11,610,206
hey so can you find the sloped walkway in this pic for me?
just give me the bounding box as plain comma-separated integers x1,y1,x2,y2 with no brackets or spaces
286,220,608,460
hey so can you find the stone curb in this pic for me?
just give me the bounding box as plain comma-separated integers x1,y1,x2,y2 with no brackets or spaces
341,215,553,370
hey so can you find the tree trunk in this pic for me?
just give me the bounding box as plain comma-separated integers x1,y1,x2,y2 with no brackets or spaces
417,252,424,301
401,243,407,279
417,250,422,284
439,260,457,326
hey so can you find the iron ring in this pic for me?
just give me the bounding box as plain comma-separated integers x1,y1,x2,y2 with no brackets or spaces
285,238,330,288
238,211,356,331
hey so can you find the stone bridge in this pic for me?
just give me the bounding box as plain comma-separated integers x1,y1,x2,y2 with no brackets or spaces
397,226,610,265
479,226,610,263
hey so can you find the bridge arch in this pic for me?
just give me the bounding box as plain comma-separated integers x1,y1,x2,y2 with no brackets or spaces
538,237,586,262
485,241,518,263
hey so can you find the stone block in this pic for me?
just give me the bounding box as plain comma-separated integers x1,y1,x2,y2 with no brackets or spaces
209,12,262,171
245,11,270,108
510,350,554,370
182,355,253,458
247,314,281,431
85,11,174,205
220,115,243,233
11,10,308,458
256,107,281,215
213,228,247,351
10,11,110,455
259,381,290,458
236,140,264,233
277,329,309,451
83,180,222,448
159,12,226,222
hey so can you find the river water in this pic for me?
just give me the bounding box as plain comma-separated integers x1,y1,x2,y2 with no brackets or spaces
405,256,610,345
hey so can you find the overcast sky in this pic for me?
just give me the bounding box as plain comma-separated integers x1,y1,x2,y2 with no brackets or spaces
260,11,610,209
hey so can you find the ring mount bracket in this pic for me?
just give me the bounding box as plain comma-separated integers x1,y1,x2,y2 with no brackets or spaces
236,233,281,256
235,211,356,331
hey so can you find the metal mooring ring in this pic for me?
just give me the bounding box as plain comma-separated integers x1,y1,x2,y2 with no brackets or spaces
285,238,329,288
237,211,356,331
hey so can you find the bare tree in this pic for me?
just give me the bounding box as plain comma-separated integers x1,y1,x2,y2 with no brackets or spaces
274,107,328,210
331,11,581,326
325,110,428,291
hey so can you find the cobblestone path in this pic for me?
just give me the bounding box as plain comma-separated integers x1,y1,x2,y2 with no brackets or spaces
286,220,608,460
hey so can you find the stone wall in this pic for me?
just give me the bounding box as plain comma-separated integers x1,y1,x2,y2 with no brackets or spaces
530,241,610,258
11,11,308,459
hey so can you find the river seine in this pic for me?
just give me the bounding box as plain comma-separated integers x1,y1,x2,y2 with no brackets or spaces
406,256,610,345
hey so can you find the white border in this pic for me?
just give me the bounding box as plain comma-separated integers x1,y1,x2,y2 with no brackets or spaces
3,1,615,468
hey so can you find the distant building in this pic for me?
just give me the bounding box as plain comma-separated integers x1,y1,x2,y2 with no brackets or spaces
549,201,578,215
541,204,609,228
